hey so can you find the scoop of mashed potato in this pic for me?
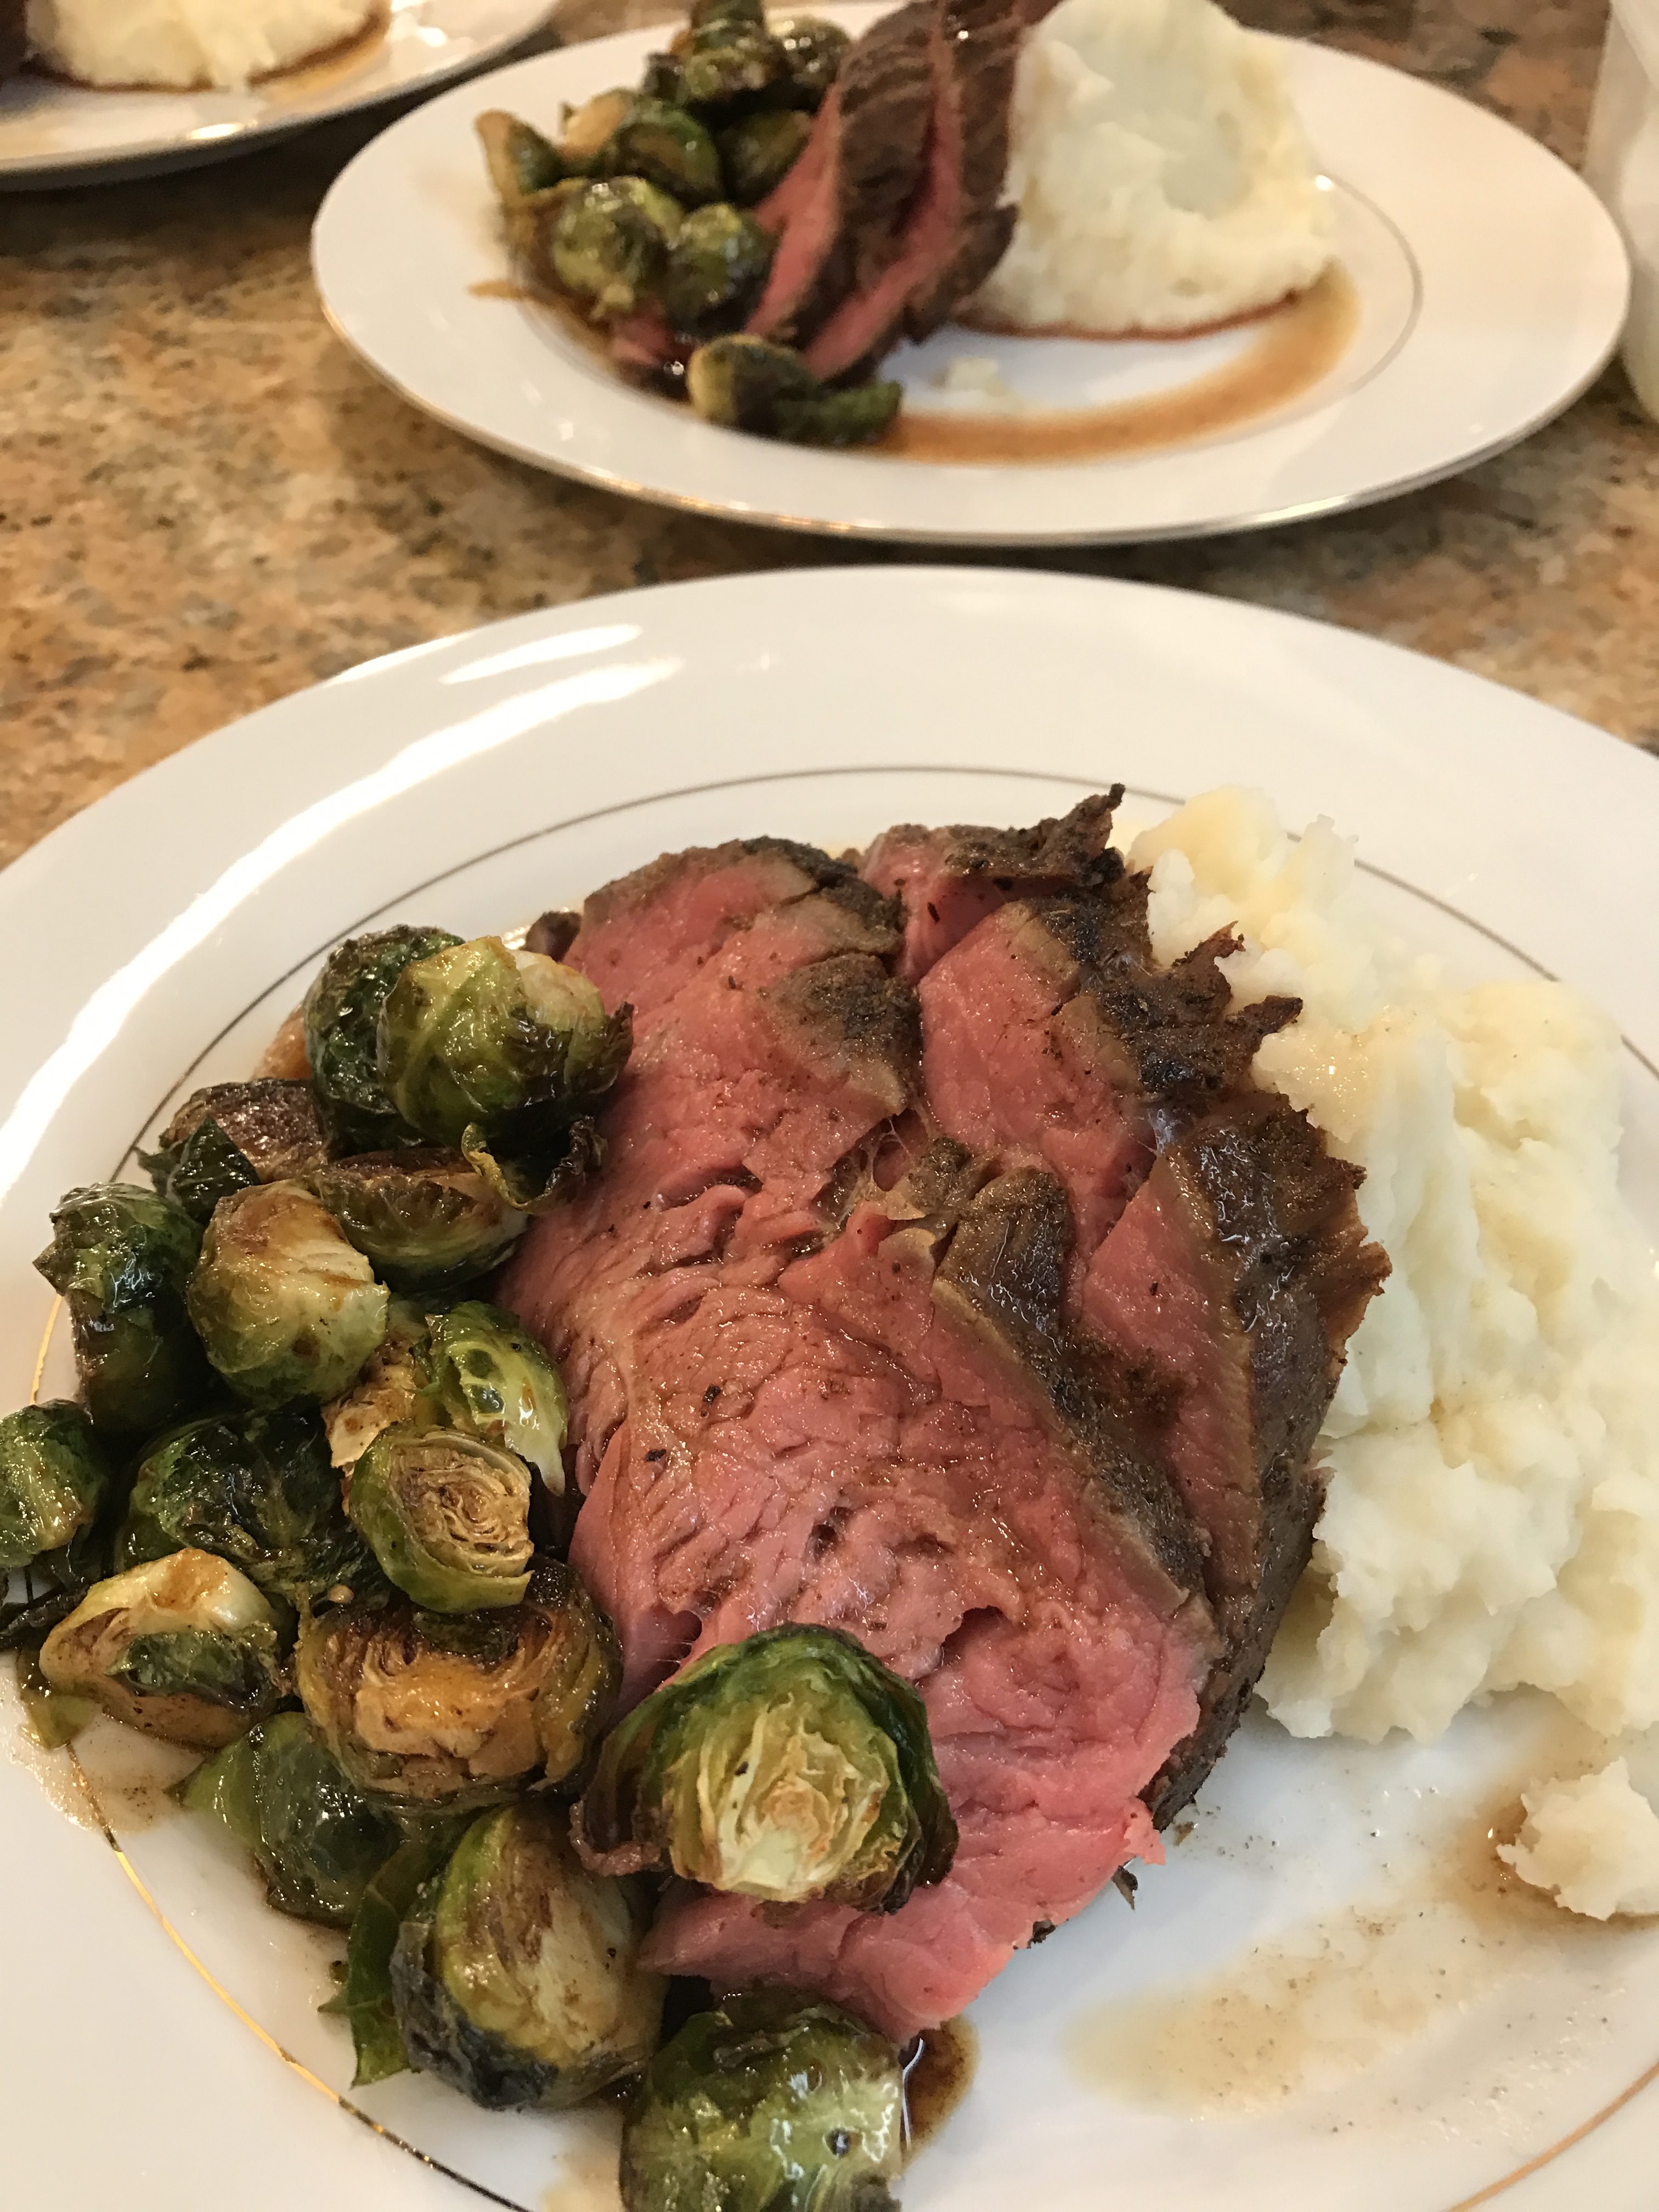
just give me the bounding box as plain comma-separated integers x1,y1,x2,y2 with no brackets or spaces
1499,1762,1659,1918
26,0,376,90
972,0,1334,336
1130,789,1659,1747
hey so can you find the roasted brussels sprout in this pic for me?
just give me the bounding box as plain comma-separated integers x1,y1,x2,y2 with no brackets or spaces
657,204,774,335
718,108,812,205
679,22,785,114
187,1181,388,1408
312,1150,527,1292
577,1624,956,1910
304,926,462,1151
0,1402,112,1572
770,15,851,108
321,1294,432,1470
687,335,902,448
181,1710,410,1925
34,1183,210,1435
348,1426,533,1613
120,1402,371,1607
559,86,634,171
143,1080,330,1224
685,0,766,30
550,177,684,320
323,1826,465,2085
296,1561,618,1805
39,1550,283,1750
640,51,689,105
604,99,723,205
421,1300,568,1495
620,1990,903,2212
391,1800,664,2111
376,936,630,1212
476,109,564,207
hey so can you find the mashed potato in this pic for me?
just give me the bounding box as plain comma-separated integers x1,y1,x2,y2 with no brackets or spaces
1499,1762,1659,1918
1130,790,1659,1747
972,0,1334,336
26,0,376,90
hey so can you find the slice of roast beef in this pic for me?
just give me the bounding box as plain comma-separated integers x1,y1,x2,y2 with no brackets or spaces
862,791,1121,981
747,2,935,347
1082,1093,1388,1821
803,0,1022,381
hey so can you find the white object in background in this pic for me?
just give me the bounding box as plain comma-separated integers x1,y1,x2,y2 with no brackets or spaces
1585,0,1659,418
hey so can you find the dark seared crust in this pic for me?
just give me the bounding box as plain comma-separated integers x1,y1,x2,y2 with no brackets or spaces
834,1,936,292
581,834,901,951
525,910,582,961
759,953,922,1118
1144,1094,1389,1824
873,791,1125,901
906,0,1025,341
935,1169,1212,1619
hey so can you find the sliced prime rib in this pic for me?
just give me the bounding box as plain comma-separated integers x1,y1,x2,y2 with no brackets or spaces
746,2,936,348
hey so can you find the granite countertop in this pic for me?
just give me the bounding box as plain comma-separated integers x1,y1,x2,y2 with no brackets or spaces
2,0,1655,868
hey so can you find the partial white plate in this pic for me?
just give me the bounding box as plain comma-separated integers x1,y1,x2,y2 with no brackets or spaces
313,12,1629,544
0,0,556,187
3,568,1658,2211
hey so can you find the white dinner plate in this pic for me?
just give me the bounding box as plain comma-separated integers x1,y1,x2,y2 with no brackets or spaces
0,0,555,187
3,568,1658,2211
312,11,1629,544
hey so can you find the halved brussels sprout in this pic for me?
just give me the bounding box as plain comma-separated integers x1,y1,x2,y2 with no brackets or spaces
187,1182,388,1408
304,926,462,1152
605,99,723,205
770,15,851,108
143,1080,330,1224
718,108,812,205
476,109,564,207
39,1550,283,1750
323,1826,465,2086
322,1294,432,1471
34,1183,210,1435
0,1402,112,1572
687,337,902,446
576,1624,957,1910
559,86,634,171
348,1426,533,1612
391,1801,664,2111
181,1710,409,1925
312,1150,527,1292
550,178,685,322
376,937,630,1214
657,203,774,336
421,1300,568,1495
296,1561,618,1805
620,1990,902,2212
119,1402,371,1607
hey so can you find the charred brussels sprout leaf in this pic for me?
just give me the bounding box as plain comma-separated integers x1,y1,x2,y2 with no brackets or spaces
182,1711,409,1926
322,1826,465,2085
679,22,785,113
657,204,774,335
605,99,723,205
120,1402,371,1606
422,1300,568,1495
312,1150,527,1292
559,86,634,171
640,51,689,104
348,1426,534,1613
718,108,812,204
321,1294,433,1470
476,109,564,207
35,1183,210,1435
40,1550,283,1750
296,1561,619,1805
391,1801,664,2111
188,1182,388,1408
304,927,462,1151
686,337,900,447
577,1624,957,1910
620,1990,902,2212
143,1080,330,1223
770,15,852,108
551,178,683,319
460,1110,607,1220
0,1402,112,1571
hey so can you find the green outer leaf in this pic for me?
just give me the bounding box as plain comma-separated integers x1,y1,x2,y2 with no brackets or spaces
143,1118,259,1224
304,927,462,1152
460,1113,607,1219
111,1628,279,1717
321,1825,465,2086
309,1150,527,1293
33,1184,211,1434
347,1425,533,1612
576,1624,957,1911
178,1726,262,1844
422,1301,568,1489
0,1402,112,1572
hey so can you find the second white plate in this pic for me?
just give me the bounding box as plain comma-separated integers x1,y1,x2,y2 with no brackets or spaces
312,12,1630,544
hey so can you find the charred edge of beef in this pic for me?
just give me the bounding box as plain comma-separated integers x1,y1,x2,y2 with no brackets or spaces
581,834,901,948
935,1167,1214,1617
877,790,1125,900
759,952,923,1117
833,0,938,293
525,910,582,961
1143,1093,1390,1825
905,0,1026,342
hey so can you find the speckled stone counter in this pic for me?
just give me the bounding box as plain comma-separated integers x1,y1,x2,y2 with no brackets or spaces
2,0,1655,868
